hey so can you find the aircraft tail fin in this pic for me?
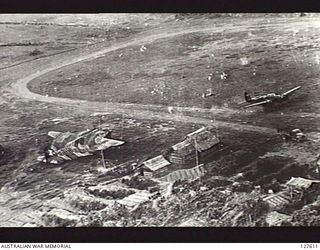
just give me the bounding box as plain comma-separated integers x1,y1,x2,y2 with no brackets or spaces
244,92,251,102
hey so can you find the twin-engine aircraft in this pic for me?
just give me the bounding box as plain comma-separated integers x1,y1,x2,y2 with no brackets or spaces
242,86,301,108
38,128,125,164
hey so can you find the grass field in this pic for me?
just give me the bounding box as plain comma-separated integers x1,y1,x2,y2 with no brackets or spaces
28,16,320,114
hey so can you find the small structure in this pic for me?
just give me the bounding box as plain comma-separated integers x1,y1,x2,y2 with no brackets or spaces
265,211,292,226
262,191,292,209
186,127,220,152
286,177,320,204
117,190,152,207
286,177,320,190
263,177,320,211
142,155,171,178
157,164,206,183
168,140,196,164
167,127,220,165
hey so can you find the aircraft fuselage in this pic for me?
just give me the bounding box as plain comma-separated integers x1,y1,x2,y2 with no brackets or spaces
248,93,285,105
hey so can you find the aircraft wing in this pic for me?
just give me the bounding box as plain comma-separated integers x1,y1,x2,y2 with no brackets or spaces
95,138,125,150
282,86,301,97
37,145,94,164
238,100,247,105
244,100,271,108
37,154,72,164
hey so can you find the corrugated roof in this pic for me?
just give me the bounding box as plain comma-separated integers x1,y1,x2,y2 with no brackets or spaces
186,127,220,152
117,191,151,207
265,211,292,226
263,192,291,208
186,127,206,137
172,140,191,151
286,177,320,189
143,155,171,172
157,164,206,182
171,140,194,155
171,127,219,154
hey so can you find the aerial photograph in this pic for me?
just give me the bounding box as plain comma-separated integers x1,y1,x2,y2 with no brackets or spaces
0,13,319,227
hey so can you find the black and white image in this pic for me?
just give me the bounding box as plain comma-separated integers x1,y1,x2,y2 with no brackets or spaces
0,13,319,227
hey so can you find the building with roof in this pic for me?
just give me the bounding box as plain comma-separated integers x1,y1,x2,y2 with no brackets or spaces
157,164,206,183
167,127,220,165
262,191,292,210
265,211,292,226
186,127,220,152
286,177,320,190
117,190,152,207
263,177,320,211
142,155,171,178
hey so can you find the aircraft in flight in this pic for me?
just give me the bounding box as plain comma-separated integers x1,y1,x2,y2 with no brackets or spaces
241,86,301,108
